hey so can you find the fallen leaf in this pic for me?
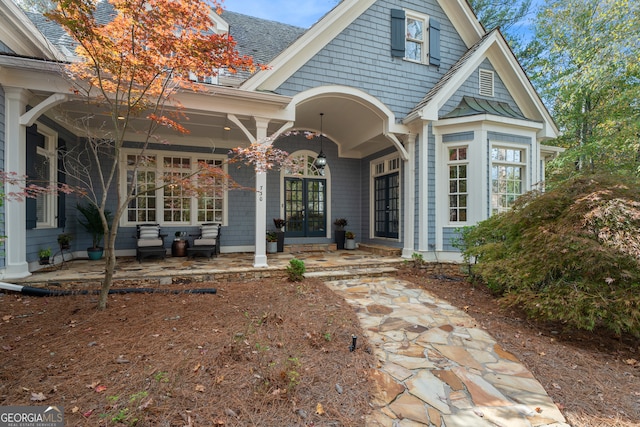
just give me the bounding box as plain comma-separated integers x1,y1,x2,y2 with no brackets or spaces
193,363,201,372
315,403,325,415
71,407,79,413
552,383,561,390
116,355,130,364
94,385,107,393
137,397,153,411
535,407,542,413
2,315,13,321
86,381,100,389
215,375,224,384
624,358,638,366
82,409,94,418
195,384,205,392
30,392,46,401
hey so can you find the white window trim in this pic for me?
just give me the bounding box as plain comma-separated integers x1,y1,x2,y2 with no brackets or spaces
446,145,469,225
35,123,58,229
120,148,228,227
404,10,430,64
369,153,402,241
490,143,528,215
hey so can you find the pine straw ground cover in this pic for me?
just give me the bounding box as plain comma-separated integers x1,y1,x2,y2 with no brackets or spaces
0,278,375,426
1,270,639,427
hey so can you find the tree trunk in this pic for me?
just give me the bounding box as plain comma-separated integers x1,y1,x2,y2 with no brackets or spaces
97,232,117,310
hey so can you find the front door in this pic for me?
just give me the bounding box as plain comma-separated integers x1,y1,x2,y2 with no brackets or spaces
284,178,326,237
374,172,399,238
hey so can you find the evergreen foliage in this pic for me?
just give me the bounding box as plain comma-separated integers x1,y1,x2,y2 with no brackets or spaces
458,173,640,337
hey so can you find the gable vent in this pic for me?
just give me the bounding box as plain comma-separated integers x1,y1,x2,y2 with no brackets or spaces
479,69,494,97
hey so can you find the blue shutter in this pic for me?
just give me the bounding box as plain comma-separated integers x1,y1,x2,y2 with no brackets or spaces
25,125,41,229
429,18,441,66
390,9,405,58
57,138,66,228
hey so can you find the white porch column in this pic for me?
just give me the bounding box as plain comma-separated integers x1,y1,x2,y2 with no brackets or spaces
253,118,270,268
402,133,416,258
2,87,30,279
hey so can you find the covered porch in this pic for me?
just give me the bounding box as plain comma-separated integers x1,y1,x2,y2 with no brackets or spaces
12,248,405,289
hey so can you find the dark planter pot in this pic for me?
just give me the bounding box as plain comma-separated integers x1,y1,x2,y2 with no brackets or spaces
335,230,346,250
87,247,104,260
276,231,285,252
172,239,189,257
39,257,50,265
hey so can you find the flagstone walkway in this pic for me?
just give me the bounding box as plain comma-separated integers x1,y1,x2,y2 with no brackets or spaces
324,276,570,427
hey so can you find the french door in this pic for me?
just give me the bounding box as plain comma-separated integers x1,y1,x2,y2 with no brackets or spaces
374,172,399,238
284,178,326,237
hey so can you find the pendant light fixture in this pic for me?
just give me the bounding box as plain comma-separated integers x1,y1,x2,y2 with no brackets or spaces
315,113,327,174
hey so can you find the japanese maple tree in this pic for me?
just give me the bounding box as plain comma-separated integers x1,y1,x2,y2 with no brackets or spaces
46,0,259,309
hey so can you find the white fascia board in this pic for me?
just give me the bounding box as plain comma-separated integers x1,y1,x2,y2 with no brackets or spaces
241,0,376,92
485,38,559,138
436,114,544,131
436,0,484,48
0,0,66,60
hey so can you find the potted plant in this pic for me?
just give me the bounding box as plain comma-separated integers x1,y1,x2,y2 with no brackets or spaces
77,203,112,260
57,233,73,250
266,231,278,254
273,218,286,252
38,247,52,265
334,218,347,249
345,231,356,250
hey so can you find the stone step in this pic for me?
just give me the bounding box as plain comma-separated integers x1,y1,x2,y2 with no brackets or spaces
304,266,398,281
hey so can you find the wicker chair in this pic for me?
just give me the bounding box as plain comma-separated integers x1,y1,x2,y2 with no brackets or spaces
187,223,221,260
135,224,166,262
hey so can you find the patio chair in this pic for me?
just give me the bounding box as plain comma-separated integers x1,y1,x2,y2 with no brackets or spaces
187,222,221,260
136,223,167,262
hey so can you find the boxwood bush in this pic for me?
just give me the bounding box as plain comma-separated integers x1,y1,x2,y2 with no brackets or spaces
458,173,640,337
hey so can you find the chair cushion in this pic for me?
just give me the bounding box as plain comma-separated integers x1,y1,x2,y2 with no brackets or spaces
139,225,160,239
194,238,217,246
200,224,219,239
137,238,163,247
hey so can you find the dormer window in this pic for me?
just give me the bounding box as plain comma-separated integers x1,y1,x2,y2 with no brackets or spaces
391,9,440,66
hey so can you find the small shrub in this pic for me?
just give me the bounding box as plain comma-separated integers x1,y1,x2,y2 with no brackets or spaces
286,258,305,282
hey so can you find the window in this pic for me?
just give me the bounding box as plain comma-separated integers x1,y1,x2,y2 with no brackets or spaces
491,147,525,214
448,147,468,222
405,14,425,62
125,151,227,225
479,69,494,97
390,9,440,66
35,125,57,228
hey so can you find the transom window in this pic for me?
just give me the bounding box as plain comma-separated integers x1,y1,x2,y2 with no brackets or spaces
448,147,468,222
491,147,525,214
405,12,428,62
124,151,226,225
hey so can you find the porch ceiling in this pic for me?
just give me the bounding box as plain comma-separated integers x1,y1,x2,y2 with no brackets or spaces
32,87,398,158
294,95,393,159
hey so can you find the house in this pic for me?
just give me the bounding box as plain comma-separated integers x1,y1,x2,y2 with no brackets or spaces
0,0,559,279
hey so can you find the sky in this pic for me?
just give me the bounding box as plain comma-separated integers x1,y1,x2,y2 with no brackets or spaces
222,0,337,28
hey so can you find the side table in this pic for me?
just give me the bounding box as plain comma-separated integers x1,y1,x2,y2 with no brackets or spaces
171,239,189,257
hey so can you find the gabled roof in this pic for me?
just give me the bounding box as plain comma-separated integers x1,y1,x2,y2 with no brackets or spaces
0,0,65,60
405,29,558,139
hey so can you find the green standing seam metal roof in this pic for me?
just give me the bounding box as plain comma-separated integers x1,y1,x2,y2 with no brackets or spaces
441,95,529,120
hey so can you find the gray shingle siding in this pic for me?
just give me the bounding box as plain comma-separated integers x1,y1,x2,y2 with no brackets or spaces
0,41,14,54
276,0,468,120
440,59,523,118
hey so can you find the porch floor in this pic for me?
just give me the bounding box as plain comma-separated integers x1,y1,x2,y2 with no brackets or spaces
16,249,406,288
